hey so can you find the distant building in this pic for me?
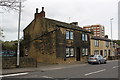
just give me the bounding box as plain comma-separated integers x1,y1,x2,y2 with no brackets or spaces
118,1,120,40
83,25,105,37
23,7,91,64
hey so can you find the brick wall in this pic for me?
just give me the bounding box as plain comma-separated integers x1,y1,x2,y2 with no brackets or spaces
2,57,36,69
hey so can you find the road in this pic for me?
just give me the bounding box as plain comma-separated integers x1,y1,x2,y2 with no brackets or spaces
2,60,120,80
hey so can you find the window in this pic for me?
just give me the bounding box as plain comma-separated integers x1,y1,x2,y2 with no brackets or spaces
66,31,69,39
82,34,85,41
82,34,88,41
70,31,73,39
66,48,74,57
104,50,107,57
106,41,109,47
66,31,73,40
85,34,88,41
94,40,99,47
82,48,88,56
94,50,99,55
66,48,69,57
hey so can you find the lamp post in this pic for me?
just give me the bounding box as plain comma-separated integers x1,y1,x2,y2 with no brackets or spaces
17,0,21,67
110,18,114,40
110,18,114,56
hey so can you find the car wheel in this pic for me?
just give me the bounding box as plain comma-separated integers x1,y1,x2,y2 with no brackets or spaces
88,62,91,64
98,61,101,64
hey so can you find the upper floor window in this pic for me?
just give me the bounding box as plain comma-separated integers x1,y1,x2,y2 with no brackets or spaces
94,40,99,47
82,34,88,41
66,31,73,40
106,41,109,47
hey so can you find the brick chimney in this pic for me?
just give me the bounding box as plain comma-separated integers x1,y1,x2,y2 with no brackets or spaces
35,7,45,19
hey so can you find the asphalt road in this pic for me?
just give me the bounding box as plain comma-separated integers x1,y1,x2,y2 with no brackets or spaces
2,60,120,80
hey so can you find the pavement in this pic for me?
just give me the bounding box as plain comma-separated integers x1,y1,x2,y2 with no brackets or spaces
2,61,87,75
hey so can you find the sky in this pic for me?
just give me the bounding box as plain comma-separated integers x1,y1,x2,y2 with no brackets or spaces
0,0,119,41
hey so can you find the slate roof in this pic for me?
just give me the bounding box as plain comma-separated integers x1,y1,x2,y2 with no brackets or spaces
91,36,111,41
44,18,91,33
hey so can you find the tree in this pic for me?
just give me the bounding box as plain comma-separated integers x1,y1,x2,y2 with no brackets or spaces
114,40,120,46
0,0,26,10
0,28,5,39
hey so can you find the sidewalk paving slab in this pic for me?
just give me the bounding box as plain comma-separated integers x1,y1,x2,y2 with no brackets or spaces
2,61,87,75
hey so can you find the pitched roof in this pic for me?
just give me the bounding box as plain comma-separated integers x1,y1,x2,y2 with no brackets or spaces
44,18,91,33
91,36,111,41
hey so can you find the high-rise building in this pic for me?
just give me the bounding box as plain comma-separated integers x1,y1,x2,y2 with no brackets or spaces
118,1,120,40
83,24,105,37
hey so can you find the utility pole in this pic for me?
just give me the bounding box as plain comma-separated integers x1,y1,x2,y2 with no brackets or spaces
17,0,21,67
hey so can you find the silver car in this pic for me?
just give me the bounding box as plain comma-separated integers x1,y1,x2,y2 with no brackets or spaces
88,55,107,64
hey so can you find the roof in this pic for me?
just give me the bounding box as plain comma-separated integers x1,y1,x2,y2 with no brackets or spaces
44,18,91,33
23,17,92,34
91,36,111,41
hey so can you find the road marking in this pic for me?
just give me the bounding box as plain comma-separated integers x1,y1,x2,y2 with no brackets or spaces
42,76,53,78
112,66,119,69
0,72,28,78
42,67,62,71
85,69,106,76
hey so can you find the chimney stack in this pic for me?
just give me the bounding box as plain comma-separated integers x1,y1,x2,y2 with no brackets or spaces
70,22,78,26
35,7,45,19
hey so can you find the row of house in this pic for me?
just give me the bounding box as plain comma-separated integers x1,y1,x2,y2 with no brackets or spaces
23,7,118,64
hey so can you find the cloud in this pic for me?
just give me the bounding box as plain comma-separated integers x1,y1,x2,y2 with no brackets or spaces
2,0,119,41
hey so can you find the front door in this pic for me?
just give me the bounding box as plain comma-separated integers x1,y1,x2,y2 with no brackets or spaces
100,50,103,56
108,50,111,56
76,47,80,61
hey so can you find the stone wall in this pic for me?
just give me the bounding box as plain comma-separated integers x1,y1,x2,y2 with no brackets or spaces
108,55,120,60
2,57,36,69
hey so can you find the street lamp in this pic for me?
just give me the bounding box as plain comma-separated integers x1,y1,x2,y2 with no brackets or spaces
17,0,21,67
110,18,114,56
110,18,114,40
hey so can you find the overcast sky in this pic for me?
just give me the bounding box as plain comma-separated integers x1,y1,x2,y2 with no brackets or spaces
0,0,119,41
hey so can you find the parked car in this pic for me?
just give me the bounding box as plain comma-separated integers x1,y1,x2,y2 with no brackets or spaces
88,55,107,64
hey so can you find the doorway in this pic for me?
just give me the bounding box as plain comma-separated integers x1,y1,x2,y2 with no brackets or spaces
76,47,80,61
100,50,103,56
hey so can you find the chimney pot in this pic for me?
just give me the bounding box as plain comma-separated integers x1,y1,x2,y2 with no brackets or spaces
36,8,38,13
42,7,44,11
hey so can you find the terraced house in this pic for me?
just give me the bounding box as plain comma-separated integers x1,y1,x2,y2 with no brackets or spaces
23,7,91,64
90,36,118,59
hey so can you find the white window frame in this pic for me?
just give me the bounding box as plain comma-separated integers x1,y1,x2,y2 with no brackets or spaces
66,31,73,40
82,34,88,41
95,40,99,47
82,48,88,56
66,48,74,57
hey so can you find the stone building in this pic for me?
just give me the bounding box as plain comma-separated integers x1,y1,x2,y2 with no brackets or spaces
23,7,91,64
90,36,118,59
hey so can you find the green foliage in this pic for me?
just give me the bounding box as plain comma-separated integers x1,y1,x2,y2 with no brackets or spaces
114,40,120,46
2,39,25,57
2,40,17,50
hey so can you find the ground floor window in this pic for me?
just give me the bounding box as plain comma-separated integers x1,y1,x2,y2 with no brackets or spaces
104,50,107,57
66,48,74,57
94,50,99,55
82,48,88,56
